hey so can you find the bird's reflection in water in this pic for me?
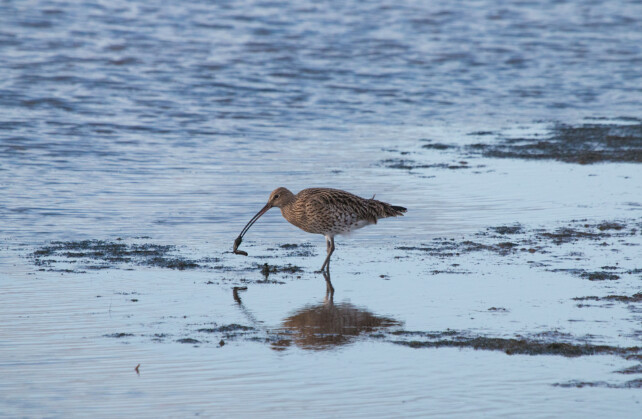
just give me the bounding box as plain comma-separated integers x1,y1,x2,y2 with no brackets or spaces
271,271,401,351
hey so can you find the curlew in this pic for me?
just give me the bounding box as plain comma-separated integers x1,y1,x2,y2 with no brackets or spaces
233,187,407,272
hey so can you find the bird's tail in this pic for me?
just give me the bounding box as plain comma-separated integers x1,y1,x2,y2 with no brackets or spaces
391,205,407,215
370,200,407,220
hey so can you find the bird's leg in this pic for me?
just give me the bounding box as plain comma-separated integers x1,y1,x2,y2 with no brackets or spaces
320,236,335,272
322,270,334,303
319,238,330,272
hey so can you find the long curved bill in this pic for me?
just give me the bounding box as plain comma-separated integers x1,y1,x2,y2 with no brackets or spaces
233,203,271,255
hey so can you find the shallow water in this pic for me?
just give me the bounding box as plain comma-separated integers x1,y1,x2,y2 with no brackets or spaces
1,0,642,417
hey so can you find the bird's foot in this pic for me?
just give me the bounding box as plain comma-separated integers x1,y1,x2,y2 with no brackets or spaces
315,266,330,274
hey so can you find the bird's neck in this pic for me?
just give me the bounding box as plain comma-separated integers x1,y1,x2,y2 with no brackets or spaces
280,198,301,226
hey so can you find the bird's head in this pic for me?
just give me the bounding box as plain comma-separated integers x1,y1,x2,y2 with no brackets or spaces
267,187,294,208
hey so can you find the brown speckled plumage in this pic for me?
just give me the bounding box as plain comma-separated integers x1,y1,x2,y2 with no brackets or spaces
236,187,406,272
277,187,406,235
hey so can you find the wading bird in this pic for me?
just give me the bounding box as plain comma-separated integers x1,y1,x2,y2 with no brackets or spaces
233,187,406,272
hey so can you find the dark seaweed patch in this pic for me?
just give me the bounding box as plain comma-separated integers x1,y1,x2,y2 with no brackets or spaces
467,131,496,136
396,238,520,257
580,271,620,281
254,278,287,285
278,243,317,257
538,228,601,244
615,364,642,374
598,222,625,231
379,158,429,170
280,264,304,274
413,121,642,166
86,265,111,270
196,324,256,341
286,249,316,257
32,248,56,257
146,257,200,270
29,240,214,271
390,330,640,357
421,142,456,150
104,333,134,338
176,338,200,344
555,268,624,282
554,379,642,389
573,293,642,303
197,324,255,333
236,276,286,285
489,225,524,235
151,333,168,342
465,122,642,164
379,158,472,170
258,262,303,278
397,220,639,274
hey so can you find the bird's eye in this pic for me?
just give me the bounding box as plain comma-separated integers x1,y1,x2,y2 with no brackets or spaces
274,194,280,199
